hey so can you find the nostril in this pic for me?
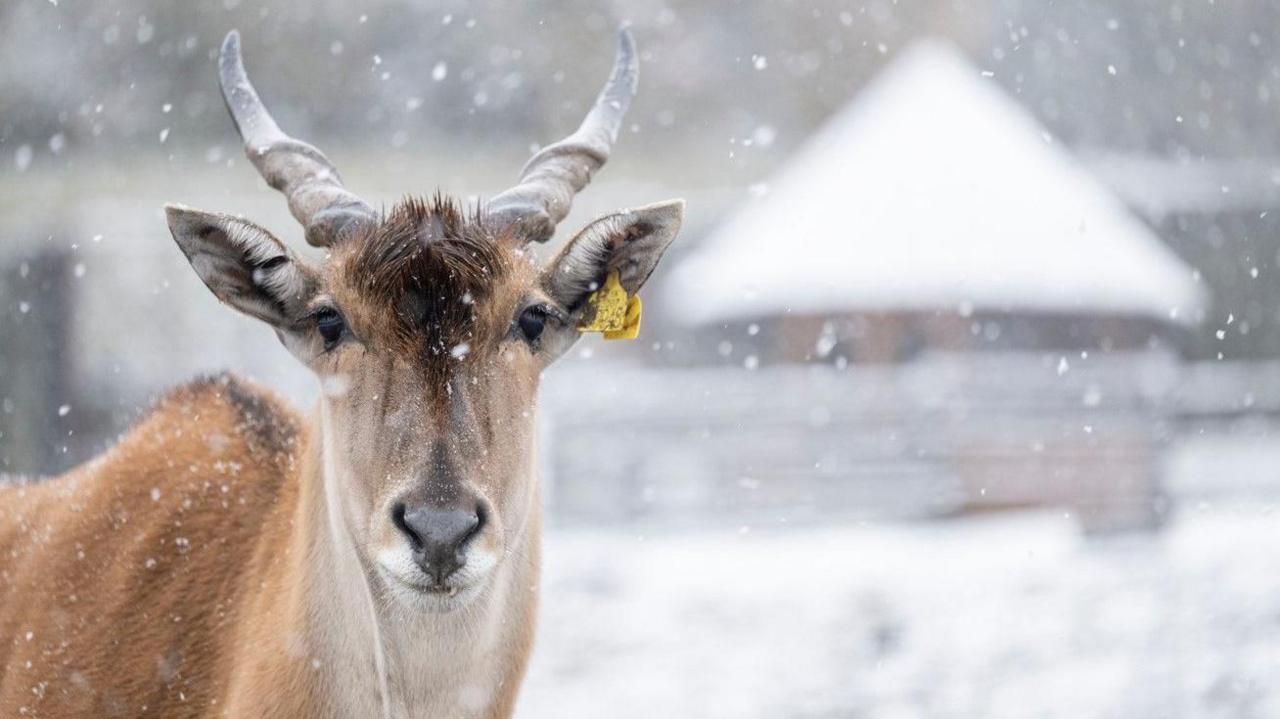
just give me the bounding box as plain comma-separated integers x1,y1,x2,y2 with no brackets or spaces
391,503,423,551
464,502,487,545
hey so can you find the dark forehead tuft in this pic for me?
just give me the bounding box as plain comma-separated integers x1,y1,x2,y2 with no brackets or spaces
340,194,511,365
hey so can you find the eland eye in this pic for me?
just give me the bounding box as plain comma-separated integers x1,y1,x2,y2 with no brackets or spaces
314,308,346,350
517,305,547,343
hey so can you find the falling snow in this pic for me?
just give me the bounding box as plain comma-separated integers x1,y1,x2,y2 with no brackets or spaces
0,5,1278,717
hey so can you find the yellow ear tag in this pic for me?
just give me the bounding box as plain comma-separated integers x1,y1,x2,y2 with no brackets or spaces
577,270,643,340
604,294,642,340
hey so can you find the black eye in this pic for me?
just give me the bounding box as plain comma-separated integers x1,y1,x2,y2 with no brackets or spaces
315,308,345,350
518,305,547,343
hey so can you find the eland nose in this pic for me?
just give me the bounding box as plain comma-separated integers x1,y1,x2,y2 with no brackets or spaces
393,502,484,583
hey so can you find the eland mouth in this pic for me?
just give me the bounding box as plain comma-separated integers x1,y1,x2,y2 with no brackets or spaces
380,568,489,613
376,546,496,612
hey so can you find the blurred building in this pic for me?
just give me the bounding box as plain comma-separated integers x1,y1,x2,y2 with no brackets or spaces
544,41,1207,531
669,41,1205,360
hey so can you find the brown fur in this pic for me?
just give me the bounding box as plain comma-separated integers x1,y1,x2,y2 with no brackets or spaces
339,197,512,382
0,374,303,716
0,367,542,717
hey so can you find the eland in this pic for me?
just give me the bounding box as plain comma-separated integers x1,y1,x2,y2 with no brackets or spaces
0,27,682,718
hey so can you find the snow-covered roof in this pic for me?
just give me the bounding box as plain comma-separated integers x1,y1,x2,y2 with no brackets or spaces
667,40,1207,326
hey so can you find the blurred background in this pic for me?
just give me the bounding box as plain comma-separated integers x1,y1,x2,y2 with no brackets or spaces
3,0,1280,716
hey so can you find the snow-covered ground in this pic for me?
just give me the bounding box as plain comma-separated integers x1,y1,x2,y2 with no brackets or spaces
519,507,1280,718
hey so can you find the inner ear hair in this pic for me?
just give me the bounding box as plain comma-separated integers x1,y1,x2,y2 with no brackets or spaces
542,199,684,309
165,204,316,327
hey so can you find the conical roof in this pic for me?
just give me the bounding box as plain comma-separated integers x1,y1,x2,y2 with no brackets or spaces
668,40,1206,325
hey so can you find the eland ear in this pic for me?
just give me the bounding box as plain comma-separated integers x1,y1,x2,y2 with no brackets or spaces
542,199,684,310
165,204,319,328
